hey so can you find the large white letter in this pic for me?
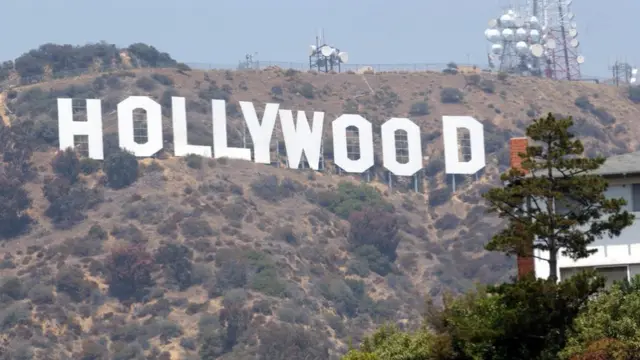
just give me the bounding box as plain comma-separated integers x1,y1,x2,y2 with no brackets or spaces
57,98,104,160
381,118,423,176
240,101,279,164
212,100,251,160
171,97,212,157
117,96,163,157
442,116,485,174
332,115,374,173
278,109,324,170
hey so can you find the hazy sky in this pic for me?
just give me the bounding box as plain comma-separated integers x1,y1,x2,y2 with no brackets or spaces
2,0,637,77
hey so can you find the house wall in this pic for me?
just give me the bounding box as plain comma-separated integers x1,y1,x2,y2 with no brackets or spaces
534,177,640,279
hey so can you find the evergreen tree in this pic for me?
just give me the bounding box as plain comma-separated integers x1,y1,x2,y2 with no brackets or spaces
482,113,634,281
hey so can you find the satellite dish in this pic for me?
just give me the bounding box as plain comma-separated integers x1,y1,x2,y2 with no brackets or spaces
631,78,637,84
570,39,579,48
567,12,575,20
320,46,334,57
529,16,540,29
514,18,525,27
632,68,638,75
338,52,349,63
515,28,528,41
516,41,529,54
309,45,317,56
488,19,498,28
529,29,540,42
567,0,573,5
499,14,514,27
545,39,556,49
569,28,578,37
487,29,502,42
491,43,504,55
502,28,514,41
530,44,544,57
570,21,578,28
576,55,585,64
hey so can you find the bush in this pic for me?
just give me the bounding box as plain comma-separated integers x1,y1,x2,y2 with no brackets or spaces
480,79,496,94
43,176,103,229
155,243,194,290
575,95,592,110
80,158,101,174
429,187,452,207
185,154,203,169
52,148,80,183
353,245,394,276
309,181,393,219
56,266,94,302
105,245,154,301
135,76,157,91
440,88,464,103
409,102,430,116
256,323,330,360
0,174,32,239
27,284,54,304
250,175,304,202
104,149,139,189
348,208,400,261
151,73,174,86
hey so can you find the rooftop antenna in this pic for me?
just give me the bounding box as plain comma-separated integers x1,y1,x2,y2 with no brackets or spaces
609,59,638,86
237,52,258,70
308,30,349,73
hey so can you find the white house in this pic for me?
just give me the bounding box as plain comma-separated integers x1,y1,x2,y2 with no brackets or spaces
510,138,640,287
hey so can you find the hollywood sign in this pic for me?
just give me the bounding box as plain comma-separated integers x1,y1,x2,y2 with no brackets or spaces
57,96,486,176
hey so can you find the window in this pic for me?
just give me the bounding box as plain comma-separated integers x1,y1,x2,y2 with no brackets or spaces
555,197,579,215
560,266,629,289
596,266,628,288
632,184,640,211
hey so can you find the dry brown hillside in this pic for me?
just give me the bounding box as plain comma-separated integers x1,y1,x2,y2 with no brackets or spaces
1,55,639,360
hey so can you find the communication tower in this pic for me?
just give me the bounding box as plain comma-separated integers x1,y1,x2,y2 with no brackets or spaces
485,0,584,80
484,9,545,76
238,53,259,70
308,32,349,73
609,61,638,86
540,0,583,80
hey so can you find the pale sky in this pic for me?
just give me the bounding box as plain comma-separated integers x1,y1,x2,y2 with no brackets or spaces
2,0,637,77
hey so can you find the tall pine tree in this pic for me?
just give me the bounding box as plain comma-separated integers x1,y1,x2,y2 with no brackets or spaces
483,113,634,281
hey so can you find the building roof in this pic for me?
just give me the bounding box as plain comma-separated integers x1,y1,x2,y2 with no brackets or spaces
594,151,640,176
525,151,640,178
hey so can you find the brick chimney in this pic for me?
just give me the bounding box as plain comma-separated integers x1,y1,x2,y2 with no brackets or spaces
510,137,535,279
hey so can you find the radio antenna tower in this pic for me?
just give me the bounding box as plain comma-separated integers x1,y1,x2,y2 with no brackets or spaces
541,0,584,80
308,30,349,73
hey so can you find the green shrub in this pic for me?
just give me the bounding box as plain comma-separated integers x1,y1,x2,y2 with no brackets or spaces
440,88,464,103
308,182,393,219
104,149,139,189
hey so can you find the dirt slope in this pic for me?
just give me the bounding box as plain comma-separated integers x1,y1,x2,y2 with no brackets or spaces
0,65,638,359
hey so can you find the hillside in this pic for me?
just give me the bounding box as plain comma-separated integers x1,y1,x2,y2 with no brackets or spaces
1,43,640,360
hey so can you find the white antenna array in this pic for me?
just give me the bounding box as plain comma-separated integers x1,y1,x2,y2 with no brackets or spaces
308,31,349,73
485,0,584,80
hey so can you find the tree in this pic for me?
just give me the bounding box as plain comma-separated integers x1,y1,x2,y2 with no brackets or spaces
0,171,32,238
482,113,634,281
105,245,153,301
348,208,400,261
561,275,640,359
51,148,80,183
104,149,139,189
342,272,603,360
